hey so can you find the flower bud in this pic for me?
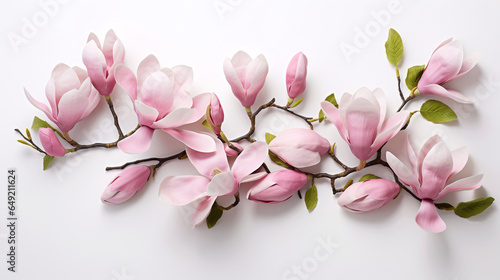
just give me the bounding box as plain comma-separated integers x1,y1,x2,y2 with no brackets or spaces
337,179,400,213
39,128,66,157
224,142,243,157
248,170,308,203
286,52,308,99
101,165,151,204
206,93,224,134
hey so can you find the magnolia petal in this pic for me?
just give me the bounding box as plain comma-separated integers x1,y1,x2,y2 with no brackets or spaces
206,172,237,196
134,100,159,127
344,97,380,160
50,63,72,81
415,199,446,233
24,88,56,123
270,146,322,168
418,84,473,104
406,135,419,177
72,66,88,84
320,101,348,142
82,40,107,94
159,175,210,205
449,146,469,178
166,129,217,153
239,172,268,184
231,142,268,182
436,174,483,201
117,126,154,153
79,79,100,119
453,53,478,81
420,40,463,86
371,110,409,153
190,196,217,227
114,65,138,100
419,142,454,199
112,39,126,67
153,108,195,129
87,32,101,48
140,71,174,117
137,54,161,91
245,54,269,105
223,57,246,106
417,135,444,176
171,65,193,94
386,152,419,192
186,135,229,177
54,67,82,104
186,92,211,123
102,29,118,66
56,89,89,131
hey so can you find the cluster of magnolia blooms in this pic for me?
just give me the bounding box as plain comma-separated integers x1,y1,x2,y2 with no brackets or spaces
17,29,493,233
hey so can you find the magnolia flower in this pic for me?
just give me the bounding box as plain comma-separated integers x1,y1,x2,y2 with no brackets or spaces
387,135,483,232
286,52,308,99
268,128,330,168
321,87,409,161
417,39,478,103
39,128,65,157
159,138,268,227
101,165,151,204
247,170,308,203
25,63,100,132
338,179,400,213
82,29,125,95
114,55,215,153
223,51,269,108
206,93,224,134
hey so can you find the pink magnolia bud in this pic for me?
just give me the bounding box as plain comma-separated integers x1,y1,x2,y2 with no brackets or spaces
224,142,243,157
248,170,308,203
39,128,66,157
269,128,330,168
101,165,151,204
286,52,308,99
206,93,224,134
337,179,400,213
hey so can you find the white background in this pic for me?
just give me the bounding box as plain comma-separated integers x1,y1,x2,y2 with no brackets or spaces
1,0,499,279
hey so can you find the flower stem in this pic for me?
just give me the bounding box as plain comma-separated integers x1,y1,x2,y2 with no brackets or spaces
105,95,124,139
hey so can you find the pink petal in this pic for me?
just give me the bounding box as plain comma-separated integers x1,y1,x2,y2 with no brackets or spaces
320,101,348,142
356,179,400,200
245,54,269,105
166,129,217,153
56,89,89,131
206,172,237,196
386,152,419,191
79,79,100,119
449,146,469,178
24,88,57,125
453,53,478,81
53,67,82,105
140,72,174,117
45,78,57,114
186,136,229,178
344,97,380,160
231,142,268,182
39,127,66,157
114,65,138,100
159,175,210,205
50,63,72,81
269,147,322,168
419,40,463,86
134,100,159,127
436,174,483,201
406,135,419,177
419,142,453,199
82,40,107,94
371,88,387,129
190,196,217,227
371,110,409,153
102,30,119,67
186,92,211,124
152,108,195,129
137,55,161,93
418,84,472,104
87,32,101,49
117,126,154,153
223,57,246,106
239,172,267,184
417,135,444,178
170,65,193,95
415,199,446,233
72,66,88,84
112,39,126,67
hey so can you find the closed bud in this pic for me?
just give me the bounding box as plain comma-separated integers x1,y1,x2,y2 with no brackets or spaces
39,128,66,157
337,179,400,213
248,170,308,203
206,93,224,134
101,165,151,204
286,52,308,99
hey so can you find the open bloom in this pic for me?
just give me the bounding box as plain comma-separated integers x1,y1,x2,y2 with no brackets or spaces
114,55,214,153
248,170,308,203
338,179,400,213
286,52,308,99
39,128,66,157
321,87,409,161
206,93,224,134
101,165,151,204
417,39,478,103
82,29,125,95
159,138,268,227
25,64,100,132
268,128,330,168
223,51,269,107
387,135,483,232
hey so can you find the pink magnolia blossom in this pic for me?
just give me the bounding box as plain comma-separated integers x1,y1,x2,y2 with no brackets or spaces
337,179,400,213
223,51,269,108
286,52,308,99
417,39,478,103
82,29,125,96
224,142,243,157
25,64,100,132
206,93,224,134
320,87,409,161
159,138,268,227
101,165,151,204
39,128,66,157
114,55,215,153
387,135,483,232
269,128,330,168
247,170,308,203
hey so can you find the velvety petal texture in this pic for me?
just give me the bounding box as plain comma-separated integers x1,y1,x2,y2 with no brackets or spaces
337,179,400,213
114,55,214,153
286,52,308,99
387,135,483,232
417,39,477,103
25,64,100,132
248,170,308,203
39,128,66,157
268,128,330,168
101,165,151,204
321,87,409,161
223,51,269,107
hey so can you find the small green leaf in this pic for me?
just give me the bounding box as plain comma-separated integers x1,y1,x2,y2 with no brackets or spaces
269,151,291,169
265,133,276,145
290,98,303,108
318,110,326,123
17,139,35,149
32,116,55,130
420,100,458,123
206,202,223,229
305,180,318,211
405,65,425,90
435,203,455,211
26,128,32,140
358,174,381,182
202,120,213,132
43,155,55,170
385,28,404,67
454,197,494,218
318,93,338,123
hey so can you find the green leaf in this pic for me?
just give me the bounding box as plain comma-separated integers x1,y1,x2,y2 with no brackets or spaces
385,28,404,67
305,180,318,211
206,202,223,229
405,65,425,90
435,203,455,211
265,133,276,145
454,197,494,218
202,120,213,132
290,98,303,108
32,116,55,130
420,100,458,123
43,155,55,170
358,174,381,182
318,93,338,123
269,151,291,169
26,128,32,140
